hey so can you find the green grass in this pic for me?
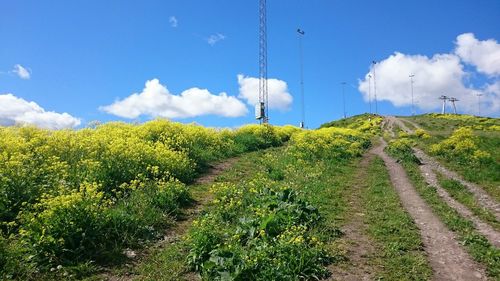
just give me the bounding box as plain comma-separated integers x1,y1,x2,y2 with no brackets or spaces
128,149,272,280
362,157,432,281
398,118,417,131
285,155,359,260
396,158,500,278
319,113,379,129
403,114,500,202
116,144,372,280
436,174,500,231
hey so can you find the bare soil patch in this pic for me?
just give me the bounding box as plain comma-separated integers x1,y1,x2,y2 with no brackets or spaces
373,138,486,281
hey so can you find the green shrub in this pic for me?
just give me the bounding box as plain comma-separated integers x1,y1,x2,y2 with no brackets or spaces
187,181,329,280
386,137,420,164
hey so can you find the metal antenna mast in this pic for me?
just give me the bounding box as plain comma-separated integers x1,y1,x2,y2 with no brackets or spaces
368,74,372,114
439,95,448,114
409,74,415,116
449,97,458,114
297,28,305,128
341,82,347,118
372,61,378,114
477,93,483,116
257,0,268,124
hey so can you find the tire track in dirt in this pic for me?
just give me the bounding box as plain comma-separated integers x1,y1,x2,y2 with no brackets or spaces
414,148,500,221
418,162,500,247
400,118,422,131
390,117,500,220
373,138,486,281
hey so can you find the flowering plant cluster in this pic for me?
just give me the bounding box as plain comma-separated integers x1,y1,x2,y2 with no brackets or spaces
0,120,296,278
414,128,431,139
430,127,492,165
187,123,377,280
187,180,330,280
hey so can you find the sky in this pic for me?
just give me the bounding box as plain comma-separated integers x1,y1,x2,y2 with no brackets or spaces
1,0,499,129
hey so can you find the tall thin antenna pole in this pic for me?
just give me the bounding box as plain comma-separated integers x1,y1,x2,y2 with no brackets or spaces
258,0,268,124
297,28,305,128
368,74,372,114
372,61,378,114
341,82,347,118
477,93,483,116
409,74,415,116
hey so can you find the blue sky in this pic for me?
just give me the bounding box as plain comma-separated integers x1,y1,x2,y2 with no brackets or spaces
1,0,499,129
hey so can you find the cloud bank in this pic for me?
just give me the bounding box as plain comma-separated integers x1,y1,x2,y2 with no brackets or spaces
0,94,81,129
100,79,248,119
237,74,293,111
455,33,500,76
358,33,500,115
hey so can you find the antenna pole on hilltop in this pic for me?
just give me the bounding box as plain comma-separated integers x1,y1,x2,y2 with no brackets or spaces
372,61,378,114
409,74,415,116
341,82,347,119
297,28,305,128
257,0,269,124
368,74,372,114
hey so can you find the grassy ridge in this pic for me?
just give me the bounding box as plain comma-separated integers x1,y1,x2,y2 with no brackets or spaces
385,142,500,278
363,157,431,281
0,121,298,279
436,174,500,231
402,114,500,202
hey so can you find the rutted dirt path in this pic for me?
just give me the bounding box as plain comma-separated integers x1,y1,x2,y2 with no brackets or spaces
414,148,500,221
104,157,240,281
418,161,500,247
373,138,486,281
328,153,378,281
400,118,422,130
389,116,500,220
386,116,413,134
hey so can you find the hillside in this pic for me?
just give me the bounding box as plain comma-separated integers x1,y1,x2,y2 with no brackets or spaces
1,114,499,280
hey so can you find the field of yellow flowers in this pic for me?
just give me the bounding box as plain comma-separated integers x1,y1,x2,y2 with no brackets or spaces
0,115,383,280
0,120,299,279
184,117,379,280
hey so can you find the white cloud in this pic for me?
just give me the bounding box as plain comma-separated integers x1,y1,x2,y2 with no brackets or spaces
455,33,500,76
237,74,293,111
12,64,31,79
0,93,81,129
358,33,500,116
207,33,225,46
169,16,178,28
100,79,248,119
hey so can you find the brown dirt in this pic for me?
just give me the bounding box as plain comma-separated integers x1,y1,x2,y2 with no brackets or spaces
414,148,500,221
418,162,500,247
400,118,422,131
386,116,413,134
327,153,378,281
373,137,486,281
101,157,240,281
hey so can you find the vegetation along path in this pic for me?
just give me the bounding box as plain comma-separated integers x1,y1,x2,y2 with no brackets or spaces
373,137,486,281
414,147,500,220
416,159,500,247
327,152,377,281
102,157,241,281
